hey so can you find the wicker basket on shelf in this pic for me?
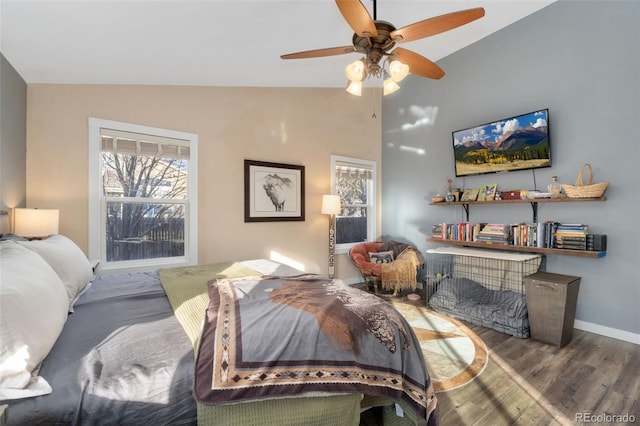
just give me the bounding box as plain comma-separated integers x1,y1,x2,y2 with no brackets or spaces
561,163,608,198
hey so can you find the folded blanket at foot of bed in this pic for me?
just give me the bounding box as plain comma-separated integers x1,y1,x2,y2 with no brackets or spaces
194,275,437,424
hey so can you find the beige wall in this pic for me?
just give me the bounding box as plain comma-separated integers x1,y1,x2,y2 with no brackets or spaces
25,84,381,279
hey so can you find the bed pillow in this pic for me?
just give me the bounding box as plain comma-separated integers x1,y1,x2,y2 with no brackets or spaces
369,250,394,264
0,233,27,241
0,241,69,400
18,235,94,312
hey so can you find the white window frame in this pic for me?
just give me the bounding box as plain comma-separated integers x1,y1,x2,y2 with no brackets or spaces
88,118,198,273
330,155,377,255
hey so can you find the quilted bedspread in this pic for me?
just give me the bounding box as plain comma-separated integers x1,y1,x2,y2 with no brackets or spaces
194,274,437,423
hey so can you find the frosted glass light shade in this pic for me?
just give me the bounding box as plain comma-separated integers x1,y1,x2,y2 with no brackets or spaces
383,78,400,95
14,208,59,237
346,80,363,96
345,60,365,82
321,195,341,215
389,60,409,82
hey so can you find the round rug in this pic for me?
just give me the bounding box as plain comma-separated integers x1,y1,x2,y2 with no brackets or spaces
391,301,488,393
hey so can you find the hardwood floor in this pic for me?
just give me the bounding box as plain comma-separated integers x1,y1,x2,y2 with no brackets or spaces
436,324,639,425
360,287,640,426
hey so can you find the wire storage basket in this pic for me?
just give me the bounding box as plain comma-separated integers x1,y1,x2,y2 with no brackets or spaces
561,163,608,198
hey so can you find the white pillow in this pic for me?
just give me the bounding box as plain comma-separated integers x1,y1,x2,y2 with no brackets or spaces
0,241,69,400
369,250,394,264
18,234,94,312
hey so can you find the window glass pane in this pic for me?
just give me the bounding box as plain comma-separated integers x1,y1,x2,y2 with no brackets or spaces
106,201,184,261
102,152,188,200
336,208,367,244
335,164,371,244
331,155,376,248
336,174,368,206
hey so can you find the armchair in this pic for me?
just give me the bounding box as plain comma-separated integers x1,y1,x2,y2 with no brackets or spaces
348,241,423,296
348,242,385,294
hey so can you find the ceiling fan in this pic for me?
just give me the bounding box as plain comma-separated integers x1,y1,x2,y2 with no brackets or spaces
281,0,485,95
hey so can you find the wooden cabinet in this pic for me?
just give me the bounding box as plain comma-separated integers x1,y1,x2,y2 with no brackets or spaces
428,197,606,258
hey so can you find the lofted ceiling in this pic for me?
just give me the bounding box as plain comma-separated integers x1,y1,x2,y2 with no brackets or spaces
1,0,555,88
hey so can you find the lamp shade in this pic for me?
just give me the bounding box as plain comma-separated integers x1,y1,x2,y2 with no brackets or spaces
321,195,341,215
14,208,59,237
383,78,400,95
345,60,365,82
389,60,409,82
346,80,363,96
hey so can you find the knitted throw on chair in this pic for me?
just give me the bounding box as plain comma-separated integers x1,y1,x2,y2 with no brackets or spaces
381,247,421,295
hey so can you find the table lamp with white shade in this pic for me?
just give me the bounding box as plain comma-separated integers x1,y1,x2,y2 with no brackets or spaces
13,208,59,239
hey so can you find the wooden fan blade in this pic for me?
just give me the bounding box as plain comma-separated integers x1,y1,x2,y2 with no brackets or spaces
281,46,355,60
392,47,444,79
335,0,377,37
390,8,485,43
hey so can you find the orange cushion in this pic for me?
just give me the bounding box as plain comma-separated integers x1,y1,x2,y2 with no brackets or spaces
348,242,384,277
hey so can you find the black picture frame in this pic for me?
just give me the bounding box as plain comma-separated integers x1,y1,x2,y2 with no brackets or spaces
244,160,305,222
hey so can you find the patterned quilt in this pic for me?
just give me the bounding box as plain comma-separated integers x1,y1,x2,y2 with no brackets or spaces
194,274,437,423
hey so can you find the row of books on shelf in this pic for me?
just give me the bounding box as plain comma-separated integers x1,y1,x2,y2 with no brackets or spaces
431,222,607,251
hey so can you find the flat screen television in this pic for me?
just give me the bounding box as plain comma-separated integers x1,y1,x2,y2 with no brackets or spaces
452,108,550,177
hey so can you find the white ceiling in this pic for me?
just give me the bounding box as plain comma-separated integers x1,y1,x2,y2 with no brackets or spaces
1,0,555,88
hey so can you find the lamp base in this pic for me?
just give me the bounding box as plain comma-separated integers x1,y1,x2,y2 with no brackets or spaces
328,214,336,278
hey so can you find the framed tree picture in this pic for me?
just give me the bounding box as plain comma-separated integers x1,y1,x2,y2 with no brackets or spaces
461,188,480,202
244,160,305,222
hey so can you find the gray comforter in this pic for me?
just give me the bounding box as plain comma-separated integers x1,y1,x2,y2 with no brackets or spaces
5,272,196,425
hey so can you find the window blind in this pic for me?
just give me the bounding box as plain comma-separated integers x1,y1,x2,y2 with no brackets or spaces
100,128,190,160
335,161,373,179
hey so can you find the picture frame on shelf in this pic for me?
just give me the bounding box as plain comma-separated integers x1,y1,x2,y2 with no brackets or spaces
461,188,479,202
244,160,305,222
479,184,498,201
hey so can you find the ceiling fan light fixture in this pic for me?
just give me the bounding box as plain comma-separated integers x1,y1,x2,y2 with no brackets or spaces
282,2,486,95
389,60,409,82
346,80,363,96
383,77,400,96
345,60,366,82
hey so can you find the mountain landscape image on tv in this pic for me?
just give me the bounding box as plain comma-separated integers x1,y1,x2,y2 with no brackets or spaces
452,108,550,177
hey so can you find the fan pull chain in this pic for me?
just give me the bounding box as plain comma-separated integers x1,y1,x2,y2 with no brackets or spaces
370,89,377,119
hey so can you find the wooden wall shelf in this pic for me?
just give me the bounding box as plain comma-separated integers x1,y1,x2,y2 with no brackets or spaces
430,197,606,222
431,196,606,206
428,196,607,257
426,237,606,258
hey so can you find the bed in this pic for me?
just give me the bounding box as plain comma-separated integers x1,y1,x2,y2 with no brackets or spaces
0,236,438,425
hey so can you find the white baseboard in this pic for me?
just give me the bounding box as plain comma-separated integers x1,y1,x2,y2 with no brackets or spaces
574,320,640,345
